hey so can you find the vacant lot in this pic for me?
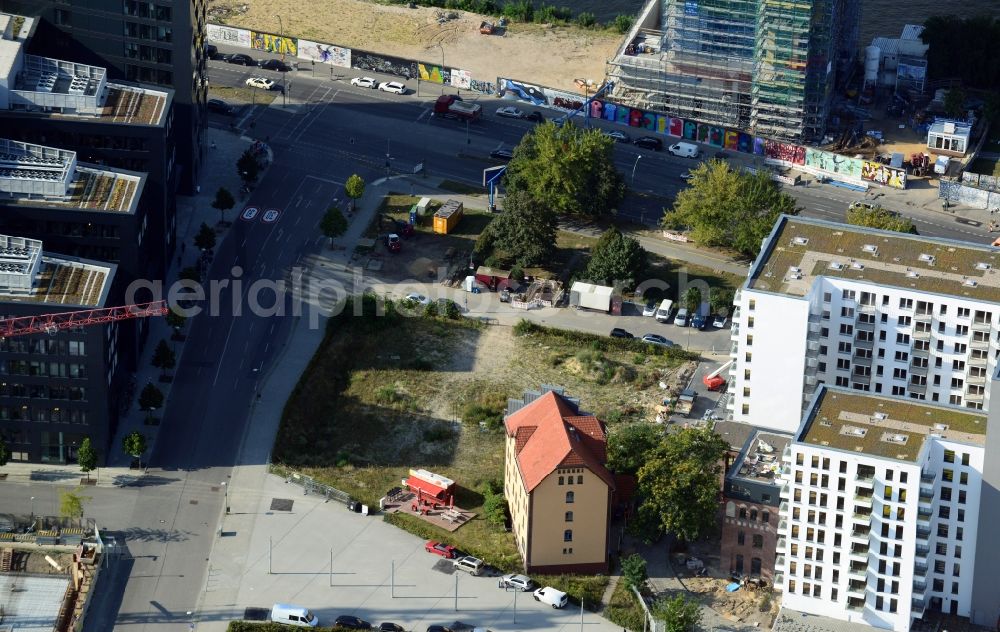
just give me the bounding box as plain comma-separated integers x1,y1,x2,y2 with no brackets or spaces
209,0,618,91
274,298,694,575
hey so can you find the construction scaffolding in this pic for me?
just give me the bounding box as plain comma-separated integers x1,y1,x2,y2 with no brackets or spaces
608,0,861,143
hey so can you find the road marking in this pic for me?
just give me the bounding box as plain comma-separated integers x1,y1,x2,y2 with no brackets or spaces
240,207,260,221
416,108,430,122
294,215,302,226
211,319,238,387
263,208,281,223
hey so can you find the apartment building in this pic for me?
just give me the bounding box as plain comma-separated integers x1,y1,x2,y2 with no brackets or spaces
774,386,984,630
0,235,126,464
721,429,790,582
0,12,177,281
0,0,207,194
729,216,1000,433
503,387,615,574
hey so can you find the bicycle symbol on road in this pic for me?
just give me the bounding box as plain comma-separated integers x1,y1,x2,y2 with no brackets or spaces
262,209,281,223
240,207,259,222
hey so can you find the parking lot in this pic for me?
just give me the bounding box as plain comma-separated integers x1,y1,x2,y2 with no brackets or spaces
197,471,624,632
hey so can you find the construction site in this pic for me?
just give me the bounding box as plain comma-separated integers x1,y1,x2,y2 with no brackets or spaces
608,0,861,143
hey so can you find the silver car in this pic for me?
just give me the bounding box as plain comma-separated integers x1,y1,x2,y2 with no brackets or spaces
500,573,535,591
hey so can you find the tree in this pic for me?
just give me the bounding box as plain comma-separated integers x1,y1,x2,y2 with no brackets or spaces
682,286,702,312
122,431,148,468
0,435,8,467
621,553,648,590
652,594,703,632
613,14,635,34
211,186,236,224
138,383,164,425
943,87,967,119
585,227,648,291
662,161,798,257
847,204,917,234
607,423,661,475
236,148,260,184
59,489,90,520
475,189,557,267
194,222,217,251
921,16,1000,90
344,174,366,212
165,307,186,333
637,425,729,541
504,121,625,217
151,339,176,378
709,287,735,316
77,437,97,481
483,490,509,528
320,205,349,241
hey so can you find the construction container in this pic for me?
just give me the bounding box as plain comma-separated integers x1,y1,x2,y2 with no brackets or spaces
433,199,464,235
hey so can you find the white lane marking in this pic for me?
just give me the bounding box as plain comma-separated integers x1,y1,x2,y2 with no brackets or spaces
211,319,238,387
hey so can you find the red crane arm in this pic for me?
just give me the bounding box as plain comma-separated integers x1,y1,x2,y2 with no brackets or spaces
0,300,168,338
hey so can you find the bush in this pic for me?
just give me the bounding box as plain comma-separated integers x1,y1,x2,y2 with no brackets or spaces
502,0,533,21
383,512,522,571
462,402,505,431
605,580,647,631
533,573,609,610
613,13,634,34
575,11,596,27
482,490,508,527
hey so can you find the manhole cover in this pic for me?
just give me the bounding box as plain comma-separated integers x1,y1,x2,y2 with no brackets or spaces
270,498,294,511
189,500,199,505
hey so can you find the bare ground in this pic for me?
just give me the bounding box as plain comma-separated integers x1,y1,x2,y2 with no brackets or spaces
210,0,620,90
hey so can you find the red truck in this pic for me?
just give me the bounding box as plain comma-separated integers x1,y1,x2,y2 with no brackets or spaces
433,95,482,122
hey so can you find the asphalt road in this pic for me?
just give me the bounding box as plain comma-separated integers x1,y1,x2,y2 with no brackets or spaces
207,44,992,244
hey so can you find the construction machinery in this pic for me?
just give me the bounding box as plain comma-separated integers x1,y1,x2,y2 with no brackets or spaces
0,300,168,338
703,360,733,391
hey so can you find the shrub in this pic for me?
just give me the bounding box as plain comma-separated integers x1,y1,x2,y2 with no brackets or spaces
383,512,522,571
605,580,647,631
575,11,596,27
482,490,508,527
462,402,505,431
613,13,634,34
621,553,648,589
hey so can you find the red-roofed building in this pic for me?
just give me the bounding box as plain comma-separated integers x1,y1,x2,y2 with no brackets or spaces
503,389,615,574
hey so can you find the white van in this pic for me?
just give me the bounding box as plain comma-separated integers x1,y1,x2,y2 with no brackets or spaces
668,141,700,158
533,586,569,609
271,603,319,627
655,299,675,323
453,555,485,575
674,307,690,327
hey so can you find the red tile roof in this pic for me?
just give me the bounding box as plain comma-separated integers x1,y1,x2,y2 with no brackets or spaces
504,391,615,493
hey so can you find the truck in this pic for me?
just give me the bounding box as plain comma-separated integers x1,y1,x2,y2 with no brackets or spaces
569,281,613,312
674,389,697,416
702,359,733,391
434,95,482,122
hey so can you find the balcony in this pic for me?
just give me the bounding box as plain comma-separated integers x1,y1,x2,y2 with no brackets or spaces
849,545,870,560
806,340,821,355
921,470,936,484
780,501,789,514
919,484,933,499
913,327,932,340
972,320,992,332
850,528,871,542
774,572,784,588
776,537,787,553
848,565,867,580
808,314,823,333
915,545,929,560
914,311,933,321
854,337,875,350
778,519,788,531
731,326,741,341
970,353,988,366
853,354,873,367
852,372,872,385
847,581,867,598
846,598,866,612
775,555,786,568
970,337,991,349
916,526,930,543
911,346,930,358
855,318,876,332
913,575,927,592
966,389,985,402
854,491,874,503
804,357,820,376
912,598,926,615
968,373,988,385
915,561,928,576
909,362,929,376
909,381,927,393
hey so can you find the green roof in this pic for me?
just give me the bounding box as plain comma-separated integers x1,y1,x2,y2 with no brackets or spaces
801,388,986,462
749,217,1000,303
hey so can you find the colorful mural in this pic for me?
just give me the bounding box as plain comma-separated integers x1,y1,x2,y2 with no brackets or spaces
805,148,863,180
207,24,251,48
418,63,446,84
250,32,297,56
862,162,907,189
297,39,350,68
764,140,806,165
450,69,472,89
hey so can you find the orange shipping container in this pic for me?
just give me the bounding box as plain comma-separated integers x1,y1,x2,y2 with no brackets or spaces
433,199,464,234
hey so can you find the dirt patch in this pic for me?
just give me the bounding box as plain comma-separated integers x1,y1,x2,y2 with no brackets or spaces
3,549,75,575
210,0,619,91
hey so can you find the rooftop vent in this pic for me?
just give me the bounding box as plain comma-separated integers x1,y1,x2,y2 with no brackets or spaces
932,423,949,432
862,244,878,254
793,236,809,246
884,434,909,445
852,262,865,270
975,262,992,271
963,279,978,288
906,270,919,278
919,254,935,265
842,426,868,438
873,412,888,421
828,262,845,271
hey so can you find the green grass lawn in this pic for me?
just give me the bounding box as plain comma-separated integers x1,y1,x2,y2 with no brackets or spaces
639,252,746,303
604,580,647,630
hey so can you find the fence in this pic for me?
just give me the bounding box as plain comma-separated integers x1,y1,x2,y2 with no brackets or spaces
269,463,353,506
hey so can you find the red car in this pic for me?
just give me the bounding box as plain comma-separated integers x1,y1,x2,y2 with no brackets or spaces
425,540,457,558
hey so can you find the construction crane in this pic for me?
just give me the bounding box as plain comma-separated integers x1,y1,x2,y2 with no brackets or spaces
0,300,168,338
702,359,733,391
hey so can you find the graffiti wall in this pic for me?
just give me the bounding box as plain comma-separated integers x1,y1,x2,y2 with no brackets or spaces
250,31,297,56
469,79,496,95
449,69,472,89
351,50,418,80
805,148,863,180
297,39,351,68
940,180,1000,209
764,140,806,165
418,63,447,84
861,161,906,189
207,24,250,48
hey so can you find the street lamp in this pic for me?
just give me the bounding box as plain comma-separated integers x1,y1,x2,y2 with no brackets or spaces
436,43,445,95
631,154,643,222
575,78,592,128
222,481,229,514
274,15,288,105
30,496,35,522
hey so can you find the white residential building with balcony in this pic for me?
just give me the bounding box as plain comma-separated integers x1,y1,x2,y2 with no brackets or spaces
774,386,984,631
728,216,1000,433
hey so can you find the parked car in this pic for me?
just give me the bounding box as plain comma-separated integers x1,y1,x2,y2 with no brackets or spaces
426,627,453,632
533,587,568,609
496,106,524,119
610,328,634,339
604,130,630,143
335,616,372,630
259,59,292,72
641,334,676,348
524,111,544,123
679,170,694,180
453,555,485,575
404,292,430,305
424,540,457,558
351,76,378,88
378,81,406,94
500,573,534,591
642,300,657,317
225,53,256,66
207,99,235,115
633,136,663,151
489,148,514,161
205,44,219,59
712,314,728,328
384,233,401,253
245,76,276,91
379,624,404,632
